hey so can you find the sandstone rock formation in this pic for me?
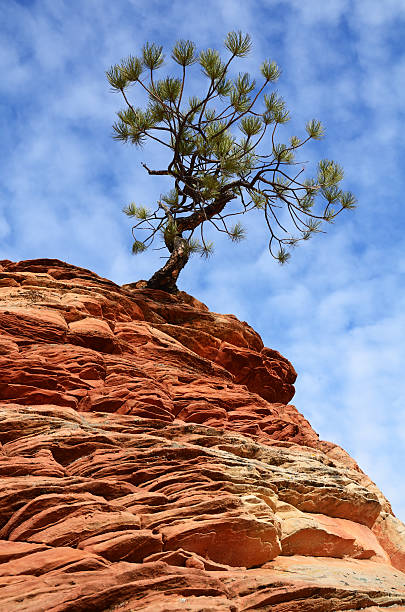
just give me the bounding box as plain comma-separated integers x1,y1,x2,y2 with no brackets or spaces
0,258,404,611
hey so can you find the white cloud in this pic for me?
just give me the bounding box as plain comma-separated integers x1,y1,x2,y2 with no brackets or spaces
1,0,405,521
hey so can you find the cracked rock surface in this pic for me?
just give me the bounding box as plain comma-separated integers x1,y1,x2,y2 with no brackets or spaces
0,258,404,611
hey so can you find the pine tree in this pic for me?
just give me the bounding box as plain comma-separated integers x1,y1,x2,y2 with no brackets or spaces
107,31,356,293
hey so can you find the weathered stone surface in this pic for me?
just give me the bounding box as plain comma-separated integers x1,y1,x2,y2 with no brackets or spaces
67,316,116,353
373,512,405,572
0,541,109,576
78,529,163,562
0,258,403,611
278,504,389,560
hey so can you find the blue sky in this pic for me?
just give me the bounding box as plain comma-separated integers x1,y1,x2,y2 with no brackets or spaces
1,0,405,520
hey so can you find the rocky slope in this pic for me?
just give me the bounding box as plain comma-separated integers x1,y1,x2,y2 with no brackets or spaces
0,258,404,611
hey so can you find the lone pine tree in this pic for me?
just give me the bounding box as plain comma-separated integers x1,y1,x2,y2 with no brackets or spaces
107,31,355,293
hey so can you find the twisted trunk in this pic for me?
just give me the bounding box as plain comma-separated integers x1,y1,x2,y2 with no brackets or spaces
146,191,236,293
146,235,189,293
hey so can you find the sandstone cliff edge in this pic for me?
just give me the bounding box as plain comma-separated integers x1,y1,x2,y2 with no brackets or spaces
0,258,404,611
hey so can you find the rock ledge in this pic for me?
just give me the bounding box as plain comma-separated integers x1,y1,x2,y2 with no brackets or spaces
0,258,404,611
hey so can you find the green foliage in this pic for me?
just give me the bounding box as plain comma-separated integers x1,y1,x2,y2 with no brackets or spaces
240,116,262,137
106,65,128,91
261,59,282,82
235,72,256,95
142,43,164,70
184,237,203,255
148,101,166,123
229,222,246,242
306,119,324,140
122,55,143,82
199,174,221,199
132,239,147,254
114,107,158,146
200,241,214,258
123,203,150,219
318,159,344,187
112,120,130,142
217,78,233,97
250,191,266,209
340,191,357,209
276,247,290,264
263,92,290,124
153,77,182,103
305,219,322,235
172,40,197,66
273,143,293,163
274,176,290,194
161,189,179,208
299,193,315,211
199,49,225,80
230,89,251,113
108,30,354,281
224,31,252,57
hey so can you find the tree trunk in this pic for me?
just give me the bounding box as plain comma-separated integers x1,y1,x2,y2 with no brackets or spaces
146,192,236,293
146,235,189,293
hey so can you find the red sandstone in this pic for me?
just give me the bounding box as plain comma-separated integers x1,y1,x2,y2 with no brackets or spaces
0,258,403,611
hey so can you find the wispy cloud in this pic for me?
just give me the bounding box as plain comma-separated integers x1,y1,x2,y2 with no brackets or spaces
1,0,405,519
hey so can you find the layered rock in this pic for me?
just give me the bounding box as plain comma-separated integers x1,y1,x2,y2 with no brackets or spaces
0,258,404,611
